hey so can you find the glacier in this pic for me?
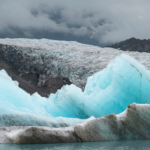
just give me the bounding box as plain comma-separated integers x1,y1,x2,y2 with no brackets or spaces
1,38,150,89
0,39,150,143
0,54,150,123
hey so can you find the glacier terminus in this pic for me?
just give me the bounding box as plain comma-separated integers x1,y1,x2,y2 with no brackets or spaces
0,39,150,143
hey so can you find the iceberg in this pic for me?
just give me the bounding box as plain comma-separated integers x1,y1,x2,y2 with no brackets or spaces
2,103,150,144
83,54,150,117
0,53,150,143
0,54,150,120
0,69,94,127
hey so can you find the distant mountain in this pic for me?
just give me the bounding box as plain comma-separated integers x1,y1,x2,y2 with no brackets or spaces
110,38,150,53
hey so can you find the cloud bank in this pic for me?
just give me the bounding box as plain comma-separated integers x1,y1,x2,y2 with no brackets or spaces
0,0,150,46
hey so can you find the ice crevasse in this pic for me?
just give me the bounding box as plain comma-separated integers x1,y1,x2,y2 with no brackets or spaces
0,54,150,127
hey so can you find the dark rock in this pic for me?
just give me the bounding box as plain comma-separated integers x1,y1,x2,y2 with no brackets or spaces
110,37,150,53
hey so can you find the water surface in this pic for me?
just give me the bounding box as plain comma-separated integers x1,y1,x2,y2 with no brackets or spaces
1,140,150,150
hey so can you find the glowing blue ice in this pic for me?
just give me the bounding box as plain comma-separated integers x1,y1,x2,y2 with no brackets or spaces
0,54,150,126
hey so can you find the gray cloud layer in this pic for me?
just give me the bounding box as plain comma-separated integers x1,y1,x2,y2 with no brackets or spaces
0,0,150,46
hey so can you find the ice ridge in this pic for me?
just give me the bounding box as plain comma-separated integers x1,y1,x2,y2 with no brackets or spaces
0,54,150,124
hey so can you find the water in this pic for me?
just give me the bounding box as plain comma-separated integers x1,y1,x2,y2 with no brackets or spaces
1,140,150,150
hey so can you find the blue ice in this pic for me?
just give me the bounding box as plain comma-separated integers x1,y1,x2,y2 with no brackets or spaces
0,54,150,126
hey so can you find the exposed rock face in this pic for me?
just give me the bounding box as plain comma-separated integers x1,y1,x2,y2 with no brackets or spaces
1,103,150,144
111,37,150,53
1,38,150,93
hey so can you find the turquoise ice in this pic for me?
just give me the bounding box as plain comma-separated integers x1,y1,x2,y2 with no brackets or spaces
0,54,150,126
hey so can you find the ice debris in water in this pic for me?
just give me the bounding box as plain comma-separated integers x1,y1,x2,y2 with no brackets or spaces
0,54,150,127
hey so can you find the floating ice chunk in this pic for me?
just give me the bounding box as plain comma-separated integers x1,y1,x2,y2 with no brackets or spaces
83,54,150,117
0,113,94,127
2,104,150,144
0,54,150,126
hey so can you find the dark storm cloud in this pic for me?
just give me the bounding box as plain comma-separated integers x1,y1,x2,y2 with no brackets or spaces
0,0,150,46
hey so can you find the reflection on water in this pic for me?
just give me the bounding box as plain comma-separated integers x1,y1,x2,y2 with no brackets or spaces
1,140,150,150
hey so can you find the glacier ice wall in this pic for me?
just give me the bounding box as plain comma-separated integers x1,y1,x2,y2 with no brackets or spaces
47,54,150,118
0,54,150,125
1,38,150,89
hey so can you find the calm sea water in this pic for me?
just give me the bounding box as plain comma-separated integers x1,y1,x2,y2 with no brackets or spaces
0,140,150,150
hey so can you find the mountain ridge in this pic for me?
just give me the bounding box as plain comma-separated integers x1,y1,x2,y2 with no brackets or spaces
110,37,150,52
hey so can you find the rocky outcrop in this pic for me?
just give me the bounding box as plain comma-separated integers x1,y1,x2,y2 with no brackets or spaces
1,103,150,144
110,37,150,53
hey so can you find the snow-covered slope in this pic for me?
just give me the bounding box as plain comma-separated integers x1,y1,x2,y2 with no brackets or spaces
0,38,150,89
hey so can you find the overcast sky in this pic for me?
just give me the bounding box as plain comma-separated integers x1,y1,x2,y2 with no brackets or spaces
0,0,150,46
